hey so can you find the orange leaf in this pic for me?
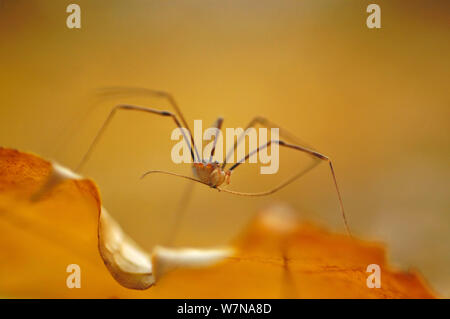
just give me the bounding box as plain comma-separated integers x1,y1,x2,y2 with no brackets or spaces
0,148,436,298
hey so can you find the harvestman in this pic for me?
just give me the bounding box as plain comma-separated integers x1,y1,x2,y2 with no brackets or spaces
75,88,351,238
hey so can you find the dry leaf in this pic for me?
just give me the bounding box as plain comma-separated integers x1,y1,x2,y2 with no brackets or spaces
0,148,436,298
0,147,230,297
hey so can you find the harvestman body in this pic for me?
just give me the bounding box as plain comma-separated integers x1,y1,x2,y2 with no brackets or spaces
76,88,351,236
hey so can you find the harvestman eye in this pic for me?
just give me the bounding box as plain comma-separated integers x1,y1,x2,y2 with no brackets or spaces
75,87,352,245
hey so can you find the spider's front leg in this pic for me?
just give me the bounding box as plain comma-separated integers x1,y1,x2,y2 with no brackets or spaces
224,139,351,236
76,104,197,172
222,115,316,169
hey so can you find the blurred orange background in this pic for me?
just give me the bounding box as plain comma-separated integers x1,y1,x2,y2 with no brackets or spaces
0,1,449,296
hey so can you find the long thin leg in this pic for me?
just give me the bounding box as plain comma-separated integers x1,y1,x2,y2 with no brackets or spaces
75,104,195,172
228,140,351,235
96,87,201,162
222,116,315,169
53,87,200,163
208,117,224,162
